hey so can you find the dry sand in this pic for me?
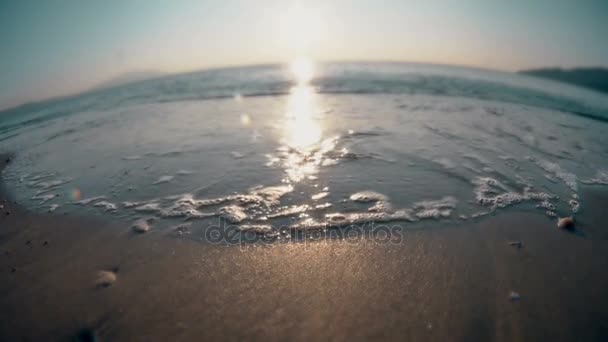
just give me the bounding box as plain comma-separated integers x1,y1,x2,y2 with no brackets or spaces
1,156,608,341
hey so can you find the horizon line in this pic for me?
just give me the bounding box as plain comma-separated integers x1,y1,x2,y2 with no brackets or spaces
2,58,606,114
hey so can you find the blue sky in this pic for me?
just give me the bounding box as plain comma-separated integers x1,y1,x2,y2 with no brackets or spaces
1,0,607,109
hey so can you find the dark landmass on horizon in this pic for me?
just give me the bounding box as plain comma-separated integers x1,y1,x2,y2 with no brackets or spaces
519,67,608,94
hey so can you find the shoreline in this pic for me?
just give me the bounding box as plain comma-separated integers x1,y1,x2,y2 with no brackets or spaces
2,155,608,341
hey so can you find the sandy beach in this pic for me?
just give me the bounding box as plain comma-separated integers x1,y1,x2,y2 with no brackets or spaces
3,0,608,340
1,155,608,341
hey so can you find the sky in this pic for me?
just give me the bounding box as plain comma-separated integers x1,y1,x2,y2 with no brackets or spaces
1,0,607,110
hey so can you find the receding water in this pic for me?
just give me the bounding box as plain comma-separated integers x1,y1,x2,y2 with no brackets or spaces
2,62,608,234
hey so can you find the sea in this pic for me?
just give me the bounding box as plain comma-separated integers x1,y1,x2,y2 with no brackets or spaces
1,61,608,237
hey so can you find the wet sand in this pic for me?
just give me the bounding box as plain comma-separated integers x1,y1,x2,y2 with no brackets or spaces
2,155,608,341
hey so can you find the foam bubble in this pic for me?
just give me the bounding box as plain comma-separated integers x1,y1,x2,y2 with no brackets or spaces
415,209,451,219
161,204,214,219
311,192,329,200
412,196,457,219
239,225,278,237
568,199,580,213
350,191,392,212
267,205,310,219
172,223,191,235
27,178,72,194
93,201,117,212
350,191,387,203
122,200,150,208
368,201,392,212
153,175,174,185
230,151,245,159
535,160,578,192
433,158,456,170
219,205,248,223
32,193,57,203
307,209,417,230
123,155,143,160
536,200,556,211
471,211,490,219
252,184,293,204
75,196,106,205
472,176,556,212
314,203,332,210
133,202,162,212
82,184,292,223
582,170,608,185
45,204,60,212
29,172,55,181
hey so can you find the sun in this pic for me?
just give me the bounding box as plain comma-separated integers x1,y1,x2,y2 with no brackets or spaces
290,57,314,84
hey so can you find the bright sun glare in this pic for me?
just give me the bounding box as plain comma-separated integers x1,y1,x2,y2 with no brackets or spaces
290,57,314,84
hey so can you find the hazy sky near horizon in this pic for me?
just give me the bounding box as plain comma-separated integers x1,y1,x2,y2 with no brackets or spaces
1,0,607,110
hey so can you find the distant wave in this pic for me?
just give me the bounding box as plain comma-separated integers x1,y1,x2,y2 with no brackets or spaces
1,63,607,135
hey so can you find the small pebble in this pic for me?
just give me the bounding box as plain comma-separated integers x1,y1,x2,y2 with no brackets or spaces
132,218,152,233
508,240,523,248
557,216,575,230
96,270,117,287
11,267,16,273
43,240,49,246
509,291,521,301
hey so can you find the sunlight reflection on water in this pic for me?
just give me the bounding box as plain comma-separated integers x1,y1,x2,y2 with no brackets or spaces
277,58,340,183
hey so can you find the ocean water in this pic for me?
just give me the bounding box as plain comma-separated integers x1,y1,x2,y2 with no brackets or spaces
1,62,608,235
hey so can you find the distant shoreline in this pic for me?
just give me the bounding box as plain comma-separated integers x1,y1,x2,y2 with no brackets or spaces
519,67,608,94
